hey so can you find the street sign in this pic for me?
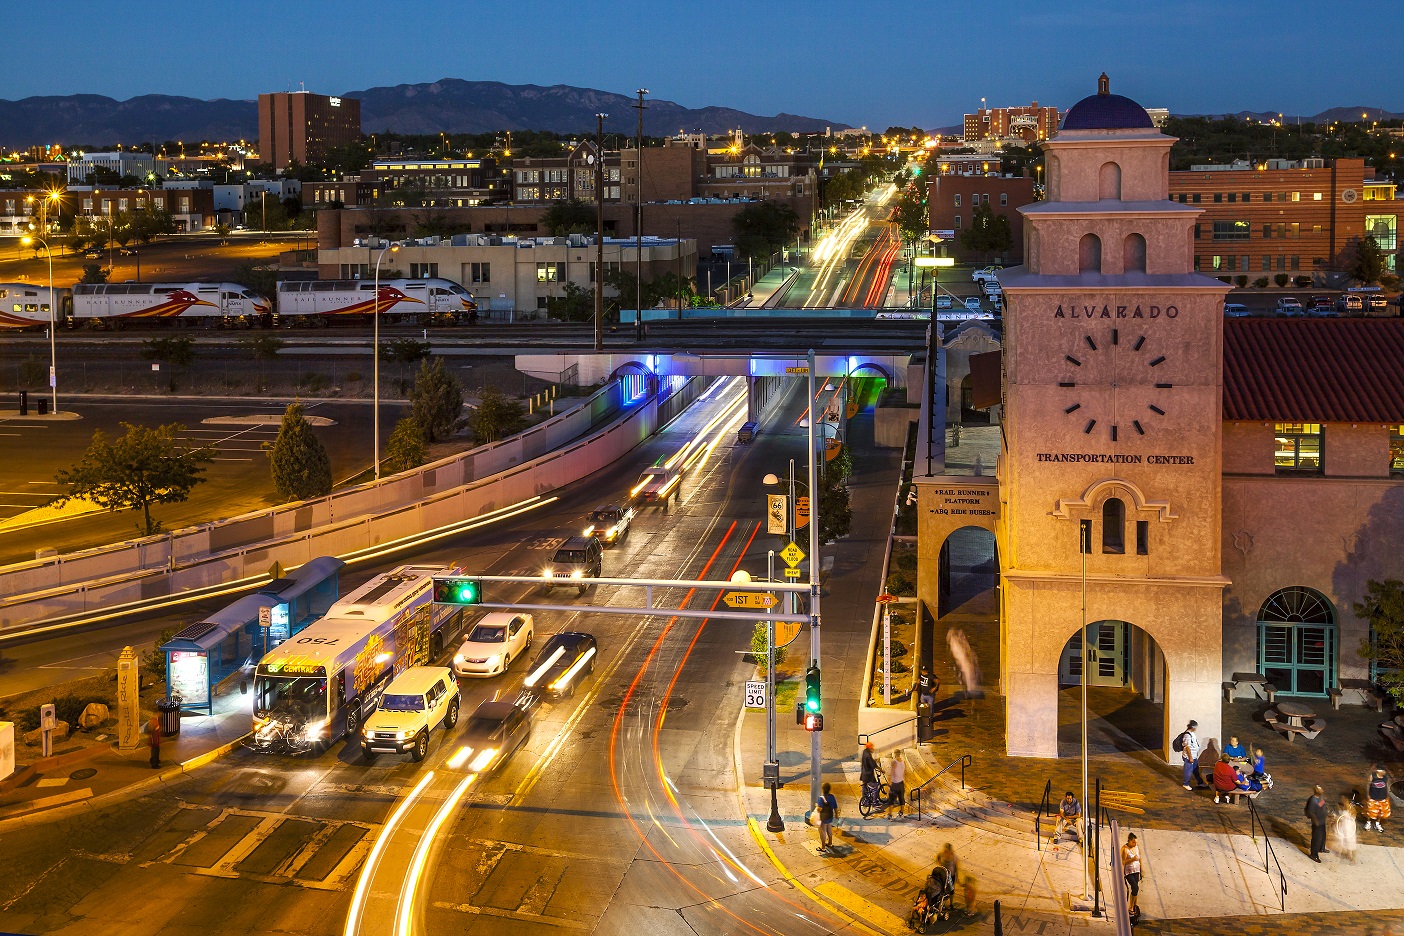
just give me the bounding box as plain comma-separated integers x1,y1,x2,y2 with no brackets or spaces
846,401,858,419
779,542,806,567
825,438,842,461
767,494,788,534
783,567,802,578
258,606,272,629
724,591,778,610
745,681,767,708
795,496,810,529
876,592,897,605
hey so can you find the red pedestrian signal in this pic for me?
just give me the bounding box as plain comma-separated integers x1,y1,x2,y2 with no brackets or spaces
803,713,824,732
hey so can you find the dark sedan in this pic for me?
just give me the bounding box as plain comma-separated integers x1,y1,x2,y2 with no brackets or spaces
452,700,531,775
521,632,598,698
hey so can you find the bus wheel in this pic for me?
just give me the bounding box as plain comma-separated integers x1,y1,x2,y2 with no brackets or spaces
411,730,428,762
346,708,359,741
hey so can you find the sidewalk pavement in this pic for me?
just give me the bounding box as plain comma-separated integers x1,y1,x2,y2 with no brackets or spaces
0,681,251,830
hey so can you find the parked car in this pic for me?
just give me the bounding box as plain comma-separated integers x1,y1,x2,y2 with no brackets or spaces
1274,297,1305,317
1366,295,1389,314
541,536,603,594
1308,296,1334,313
453,612,534,678
455,700,532,775
964,296,983,312
971,266,1001,285
935,294,953,310
1223,303,1251,317
360,666,459,762
1337,294,1364,313
583,505,633,545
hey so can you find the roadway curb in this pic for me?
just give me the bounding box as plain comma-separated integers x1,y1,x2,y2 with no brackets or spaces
0,731,250,833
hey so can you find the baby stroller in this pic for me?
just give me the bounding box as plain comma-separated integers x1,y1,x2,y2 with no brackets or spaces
908,866,951,932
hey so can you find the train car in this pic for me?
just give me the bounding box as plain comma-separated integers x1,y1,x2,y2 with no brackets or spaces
72,282,272,328
250,564,466,754
276,277,477,326
0,284,68,328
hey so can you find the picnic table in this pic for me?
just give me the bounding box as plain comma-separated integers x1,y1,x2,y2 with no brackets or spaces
1223,672,1276,704
1266,701,1325,741
1329,678,1385,711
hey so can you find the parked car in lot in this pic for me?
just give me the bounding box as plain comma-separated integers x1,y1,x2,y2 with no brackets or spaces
541,536,603,594
1274,297,1305,317
971,266,1000,285
522,631,599,699
1223,303,1251,317
454,700,532,775
453,612,533,678
935,294,953,310
1308,296,1334,314
360,666,459,762
964,296,983,312
583,504,633,545
1337,294,1364,313
1367,295,1389,314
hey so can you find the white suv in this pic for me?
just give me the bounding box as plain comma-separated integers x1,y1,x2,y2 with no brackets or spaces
360,666,460,762
454,613,534,678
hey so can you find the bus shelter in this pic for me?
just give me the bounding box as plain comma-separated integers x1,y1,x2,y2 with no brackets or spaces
162,557,344,714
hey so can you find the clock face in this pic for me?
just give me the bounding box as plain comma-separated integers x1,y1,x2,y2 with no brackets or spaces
1059,327,1173,440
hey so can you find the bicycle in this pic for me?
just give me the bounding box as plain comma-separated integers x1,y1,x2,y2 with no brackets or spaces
858,767,891,819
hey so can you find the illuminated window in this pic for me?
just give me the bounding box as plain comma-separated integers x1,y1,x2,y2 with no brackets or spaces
535,262,564,283
1274,422,1323,474
1212,220,1250,241
1313,192,1323,201
1390,426,1404,476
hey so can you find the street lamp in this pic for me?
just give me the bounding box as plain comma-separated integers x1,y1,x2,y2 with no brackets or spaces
372,242,400,480
20,235,58,414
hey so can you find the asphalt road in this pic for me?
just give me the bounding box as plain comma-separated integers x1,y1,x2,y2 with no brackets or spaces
0,374,856,935
0,232,310,289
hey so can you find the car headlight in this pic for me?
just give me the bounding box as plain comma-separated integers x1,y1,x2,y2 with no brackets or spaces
583,524,596,536
469,747,499,772
487,655,502,670
362,725,373,738
307,719,327,738
542,567,554,578
570,569,583,579
453,653,466,665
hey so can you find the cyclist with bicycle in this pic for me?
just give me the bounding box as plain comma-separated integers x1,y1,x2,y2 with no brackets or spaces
858,742,892,818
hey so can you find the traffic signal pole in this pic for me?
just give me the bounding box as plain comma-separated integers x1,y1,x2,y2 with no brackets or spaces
807,348,822,812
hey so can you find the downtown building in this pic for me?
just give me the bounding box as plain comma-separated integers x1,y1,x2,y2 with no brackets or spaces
258,91,361,171
963,102,1061,143
915,76,1404,759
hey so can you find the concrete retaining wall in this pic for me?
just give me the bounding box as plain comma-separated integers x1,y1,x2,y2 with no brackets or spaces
0,379,689,631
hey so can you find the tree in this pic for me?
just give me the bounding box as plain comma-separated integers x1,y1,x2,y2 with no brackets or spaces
409,357,463,443
750,620,788,677
383,416,427,473
240,335,283,361
265,403,332,502
650,272,698,310
892,189,928,243
79,263,108,285
817,446,853,545
1355,579,1404,704
1349,235,1387,285
546,281,594,322
732,202,799,259
141,336,196,372
960,202,1013,261
379,337,430,365
53,423,214,535
469,385,527,444
541,200,596,236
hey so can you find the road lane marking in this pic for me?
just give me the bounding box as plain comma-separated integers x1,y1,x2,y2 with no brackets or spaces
815,882,909,936
746,818,886,936
431,901,589,930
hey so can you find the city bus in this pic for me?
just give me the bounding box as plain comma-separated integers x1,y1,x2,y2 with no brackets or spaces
250,564,465,753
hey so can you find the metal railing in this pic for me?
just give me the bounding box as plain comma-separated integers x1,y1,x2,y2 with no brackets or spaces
1035,779,1053,851
857,716,918,748
910,753,972,821
1246,793,1288,911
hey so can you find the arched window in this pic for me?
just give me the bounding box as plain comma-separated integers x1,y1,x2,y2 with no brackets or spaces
1079,233,1102,273
1257,586,1336,696
1101,498,1125,554
1123,233,1147,273
1099,162,1122,200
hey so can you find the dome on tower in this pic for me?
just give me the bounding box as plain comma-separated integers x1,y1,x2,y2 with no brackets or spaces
1061,73,1154,131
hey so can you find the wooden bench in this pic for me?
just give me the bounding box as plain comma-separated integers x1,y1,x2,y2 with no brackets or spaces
1224,672,1277,704
1330,679,1385,712
1275,724,1310,742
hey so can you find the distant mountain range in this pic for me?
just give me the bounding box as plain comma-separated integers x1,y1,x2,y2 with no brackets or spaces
1197,107,1404,124
0,79,846,148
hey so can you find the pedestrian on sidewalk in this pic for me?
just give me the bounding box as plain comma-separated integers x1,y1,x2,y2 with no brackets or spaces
1330,795,1358,864
917,666,938,709
147,714,162,769
1305,785,1329,862
886,750,906,818
1121,833,1142,921
1050,791,1083,846
1365,764,1392,832
816,782,838,853
935,843,959,907
1175,721,1206,791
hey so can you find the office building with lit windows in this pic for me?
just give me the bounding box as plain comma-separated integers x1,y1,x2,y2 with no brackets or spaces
258,91,361,171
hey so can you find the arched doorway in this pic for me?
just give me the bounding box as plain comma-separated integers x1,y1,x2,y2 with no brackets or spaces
937,526,998,616
1058,621,1167,756
1257,586,1336,697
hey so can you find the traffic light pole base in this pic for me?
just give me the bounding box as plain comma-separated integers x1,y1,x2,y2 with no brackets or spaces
766,785,785,833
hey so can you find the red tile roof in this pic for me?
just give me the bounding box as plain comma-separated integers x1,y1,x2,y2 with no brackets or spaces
1223,318,1404,422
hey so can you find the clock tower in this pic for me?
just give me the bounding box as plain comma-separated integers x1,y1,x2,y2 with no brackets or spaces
998,76,1230,758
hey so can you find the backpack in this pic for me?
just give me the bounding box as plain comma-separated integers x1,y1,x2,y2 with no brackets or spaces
1172,731,1188,753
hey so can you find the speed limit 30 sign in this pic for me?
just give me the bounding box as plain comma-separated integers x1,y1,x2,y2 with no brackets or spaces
745,681,767,708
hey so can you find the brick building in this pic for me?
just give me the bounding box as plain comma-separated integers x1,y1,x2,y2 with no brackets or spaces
514,141,624,204
963,102,1060,143
258,91,361,171
927,175,1037,263
361,157,510,207
68,185,214,232
1168,157,1402,280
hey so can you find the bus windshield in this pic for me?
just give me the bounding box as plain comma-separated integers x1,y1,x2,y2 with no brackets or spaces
254,674,328,723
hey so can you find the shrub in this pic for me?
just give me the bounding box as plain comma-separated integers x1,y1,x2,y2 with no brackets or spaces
297,372,329,394
750,621,788,676
19,358,46,388
1253,277,1269,289
346,371,363,382
141,628,177,677
266,403,332,501
1294,276,1311,288
1234,275,1248,287
1274,273,1289,287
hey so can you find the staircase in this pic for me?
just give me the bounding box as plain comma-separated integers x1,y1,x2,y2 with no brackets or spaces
906,754,1043,849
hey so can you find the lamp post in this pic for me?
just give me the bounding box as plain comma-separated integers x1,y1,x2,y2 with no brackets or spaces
20,235,58,414
594,112,607,352
372,242,400,479
1080,520,1091,903
633,88,648,341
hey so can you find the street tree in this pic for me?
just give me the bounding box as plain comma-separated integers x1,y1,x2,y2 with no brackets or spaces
469,385,527,444
818,445,853,545
541,200,596,236
960,202,1013,262
409,357,463,442
1355,578,1404,704
383,416,427,473
79,264,108,285
265,403,333,502
1350,235,1387,285
141,336,196,372
53,423,215,535
732,202,799,259
892,188,929,243
546,281,594,322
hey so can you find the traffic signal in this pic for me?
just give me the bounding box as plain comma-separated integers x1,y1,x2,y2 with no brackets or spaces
805,665,821,714
804,712,824,732
433,576,481,605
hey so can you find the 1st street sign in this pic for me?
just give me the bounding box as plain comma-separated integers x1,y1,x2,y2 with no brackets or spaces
724,591,778,610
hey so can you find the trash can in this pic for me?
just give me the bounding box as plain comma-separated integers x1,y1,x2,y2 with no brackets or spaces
37,398,48,415
917,700,934,743
157,697,182,737
17,390,27,416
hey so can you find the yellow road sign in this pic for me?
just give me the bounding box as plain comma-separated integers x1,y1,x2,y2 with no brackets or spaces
724,591,778,610
783,567,802,578
779,542,806,567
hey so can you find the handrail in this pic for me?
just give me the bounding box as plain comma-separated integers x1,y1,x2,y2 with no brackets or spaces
910,753,972,821
857,716,918,747
1246,794,1287,911
1035,779,1053,851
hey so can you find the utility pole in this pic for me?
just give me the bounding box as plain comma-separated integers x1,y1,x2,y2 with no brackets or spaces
676,218,683,313
633,89,648,341
807,348,822,810
594,113,607,352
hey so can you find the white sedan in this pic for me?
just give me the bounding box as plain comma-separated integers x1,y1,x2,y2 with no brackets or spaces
453,613,534,677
